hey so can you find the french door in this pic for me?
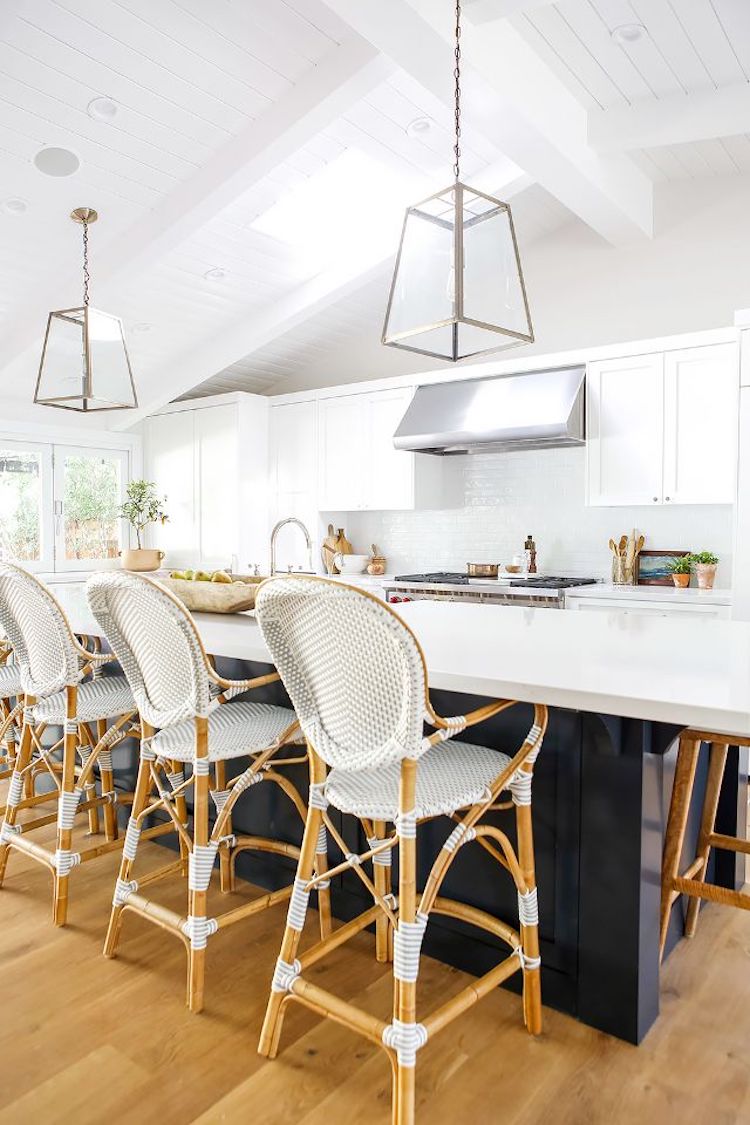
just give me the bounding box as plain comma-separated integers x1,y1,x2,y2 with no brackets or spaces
0,439,129,573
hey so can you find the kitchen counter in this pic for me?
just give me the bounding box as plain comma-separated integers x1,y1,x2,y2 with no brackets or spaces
565,582,732,605
53,581,748,1044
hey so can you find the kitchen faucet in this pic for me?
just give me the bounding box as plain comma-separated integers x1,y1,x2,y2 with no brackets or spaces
270,517,315,575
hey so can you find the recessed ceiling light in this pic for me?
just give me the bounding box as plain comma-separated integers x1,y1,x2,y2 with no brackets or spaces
204,267,228,281
131,322,152,333
406,116,432,139
1,198,28,215
87,96,118,122
33,146,80,177
611,23,647,45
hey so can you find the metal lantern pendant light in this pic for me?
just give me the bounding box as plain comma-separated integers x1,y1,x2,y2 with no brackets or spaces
383,0,533,361
35,207,138,411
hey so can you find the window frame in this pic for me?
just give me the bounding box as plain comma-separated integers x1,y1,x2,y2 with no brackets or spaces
52,445,130,573
0,439,55,572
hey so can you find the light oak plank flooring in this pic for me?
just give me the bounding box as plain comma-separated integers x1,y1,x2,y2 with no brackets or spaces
0,813,749,1124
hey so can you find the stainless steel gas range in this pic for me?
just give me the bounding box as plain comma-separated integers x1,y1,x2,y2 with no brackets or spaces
384,572,598,610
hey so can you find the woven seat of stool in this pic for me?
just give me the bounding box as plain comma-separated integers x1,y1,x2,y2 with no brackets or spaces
31,675,134,724
0,662,21,699
150,700,300,762
326,740,512,820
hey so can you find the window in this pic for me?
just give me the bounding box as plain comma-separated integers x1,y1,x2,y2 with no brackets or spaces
0,438,130,573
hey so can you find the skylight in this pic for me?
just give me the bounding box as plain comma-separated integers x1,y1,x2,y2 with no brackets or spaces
252,149,421,275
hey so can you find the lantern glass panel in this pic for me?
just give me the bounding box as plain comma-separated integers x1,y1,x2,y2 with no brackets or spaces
36,310,87,405
86,308,136,409
462,198,530,340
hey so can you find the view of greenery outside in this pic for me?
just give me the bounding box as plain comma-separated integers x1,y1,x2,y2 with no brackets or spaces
63,455,121,559
0,451,41,561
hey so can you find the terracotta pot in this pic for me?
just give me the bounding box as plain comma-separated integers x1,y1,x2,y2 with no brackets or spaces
694,562,717,590
120,548,164,572
671,573,690,588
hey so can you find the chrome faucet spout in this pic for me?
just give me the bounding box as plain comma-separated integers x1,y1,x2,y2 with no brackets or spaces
270,517,314,576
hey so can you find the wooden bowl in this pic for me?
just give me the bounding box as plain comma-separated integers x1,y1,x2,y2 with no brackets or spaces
504,564,522,574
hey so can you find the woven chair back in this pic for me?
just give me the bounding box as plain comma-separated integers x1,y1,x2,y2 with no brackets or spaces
0,563,80,697
255,576,427,771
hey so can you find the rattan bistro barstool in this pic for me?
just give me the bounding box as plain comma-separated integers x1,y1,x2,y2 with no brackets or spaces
87,571,332,1013
255,577,548,1125
0,563,144,925
660,729,750,959
0,640,23,817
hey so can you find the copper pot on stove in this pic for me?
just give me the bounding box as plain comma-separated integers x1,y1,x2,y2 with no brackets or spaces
466,562,499,579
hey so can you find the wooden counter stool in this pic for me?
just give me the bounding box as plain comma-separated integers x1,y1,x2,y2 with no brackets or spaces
87,571,331,1013
255,576,548,1125
660,729,750,959
0,641,23,817
0,564,143,925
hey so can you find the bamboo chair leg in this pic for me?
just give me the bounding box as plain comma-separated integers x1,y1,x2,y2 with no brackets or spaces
170,760,190,874
104,730,154,959
187,718,210,1014
83,722,101,836
53,688,78,927
214,760,233,894
0,702,35,886
373,818,390,963
660,736,701,959
315,818,332,941
258,751,326,1060
515,795,542,1035
393,759,418,1125
684,741,729,938
97,718,118,843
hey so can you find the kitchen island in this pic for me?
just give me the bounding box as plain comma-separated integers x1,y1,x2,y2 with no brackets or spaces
55,585,750,1044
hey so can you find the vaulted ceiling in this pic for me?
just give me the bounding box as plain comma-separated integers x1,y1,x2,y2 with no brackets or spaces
0,0,749,425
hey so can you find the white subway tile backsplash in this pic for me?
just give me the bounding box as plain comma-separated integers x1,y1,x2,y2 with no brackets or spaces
341,448,734,585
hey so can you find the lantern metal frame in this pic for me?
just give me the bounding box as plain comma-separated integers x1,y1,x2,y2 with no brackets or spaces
34,207,139,413
382,0,534,362
382,180,534,361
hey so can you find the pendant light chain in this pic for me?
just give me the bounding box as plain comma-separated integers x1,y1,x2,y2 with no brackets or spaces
82,220,90,307
453,0,461,181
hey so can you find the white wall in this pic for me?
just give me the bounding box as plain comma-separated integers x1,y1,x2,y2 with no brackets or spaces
276,174,750,396
338,447,734,586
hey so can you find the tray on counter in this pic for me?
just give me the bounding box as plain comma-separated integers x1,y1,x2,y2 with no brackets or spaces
159,575,263,614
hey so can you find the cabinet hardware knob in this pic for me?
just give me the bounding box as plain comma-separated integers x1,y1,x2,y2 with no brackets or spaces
653,496,658,502
665,496,671,501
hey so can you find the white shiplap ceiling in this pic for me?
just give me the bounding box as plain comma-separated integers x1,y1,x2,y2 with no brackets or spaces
0,0,749,421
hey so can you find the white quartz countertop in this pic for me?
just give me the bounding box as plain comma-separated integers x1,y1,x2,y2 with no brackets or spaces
56,582,750,737
565,583,732,605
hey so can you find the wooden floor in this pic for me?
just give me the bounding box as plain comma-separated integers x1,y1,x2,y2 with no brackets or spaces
1,821,750,1125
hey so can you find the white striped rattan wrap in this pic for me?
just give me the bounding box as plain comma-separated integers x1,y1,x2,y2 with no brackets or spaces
122,818,141,861
325,741,513,821
54,849,81,876
518,887,539,928
287,876,310,931
382,1019,428,1068
113,878,138,906
367,836,392,866
57,788,83,830
443,822,477,853
148,701,298,763
0,564,80,698
510,769,533,807
181,915,218,950
393,913,428,983
169,768,186,790
316,825,328,855
255,578,428,771
188,843,219,892
515,946,541,972
5,772,23,809
271,957,301,993
87,571,212,728
29,676,135,725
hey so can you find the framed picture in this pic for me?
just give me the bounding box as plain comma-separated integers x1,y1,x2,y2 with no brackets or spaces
636,549,691,586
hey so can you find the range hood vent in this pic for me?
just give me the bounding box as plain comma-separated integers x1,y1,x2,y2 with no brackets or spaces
393,365,585,455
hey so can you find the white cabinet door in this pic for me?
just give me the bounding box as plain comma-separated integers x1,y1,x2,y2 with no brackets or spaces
317,395,365,510
144,411,197,565
366,387,415,510
663,344,738,505
270,401,318,570
196,404,238,568
587,354,664,506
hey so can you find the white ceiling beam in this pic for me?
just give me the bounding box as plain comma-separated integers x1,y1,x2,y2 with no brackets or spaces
116,168,532,425
465,0,552,23
589,82,750,154
0,34,393,376
321,0,653,245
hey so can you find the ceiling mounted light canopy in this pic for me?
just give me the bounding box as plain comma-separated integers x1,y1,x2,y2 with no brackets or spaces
34,207,138,412
382,0,533,362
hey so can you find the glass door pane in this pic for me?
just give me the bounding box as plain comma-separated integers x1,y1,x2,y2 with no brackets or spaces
0,441,54,571
54,446,129,571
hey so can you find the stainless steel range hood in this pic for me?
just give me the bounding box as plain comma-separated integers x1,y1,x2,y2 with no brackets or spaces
393,365,585,455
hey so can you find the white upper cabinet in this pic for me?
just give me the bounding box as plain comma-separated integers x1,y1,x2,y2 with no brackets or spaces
269,400,319,563
317,386,444,511
144,409,198,564
663,345,738,505
587,343,738,507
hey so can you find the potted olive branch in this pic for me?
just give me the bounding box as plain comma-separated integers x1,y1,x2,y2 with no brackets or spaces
118,480,169,572
666,554,692,589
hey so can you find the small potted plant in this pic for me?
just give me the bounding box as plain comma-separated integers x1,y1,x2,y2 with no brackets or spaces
691,551,719,590
119,480,168,572
667,554,692,588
